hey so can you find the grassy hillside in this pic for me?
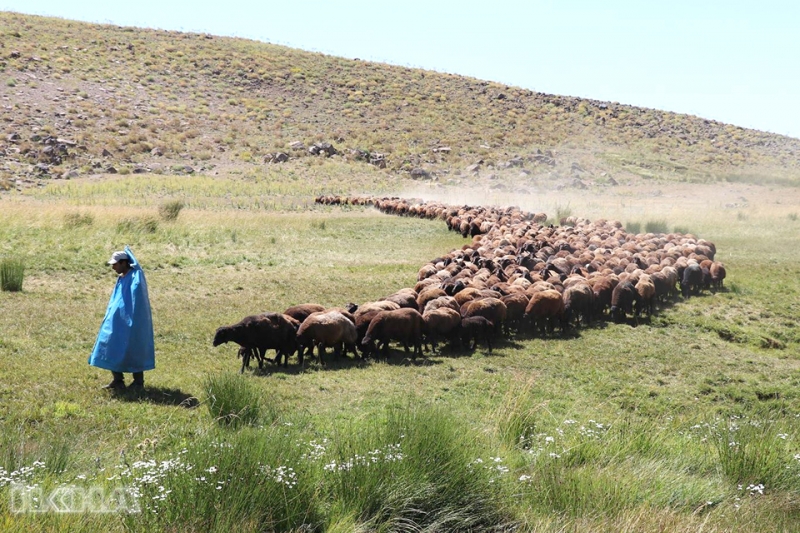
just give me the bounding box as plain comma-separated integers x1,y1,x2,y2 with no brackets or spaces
2,10,800,195
1,180,800,531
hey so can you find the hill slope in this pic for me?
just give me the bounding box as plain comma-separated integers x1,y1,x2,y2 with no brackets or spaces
1,11,799,191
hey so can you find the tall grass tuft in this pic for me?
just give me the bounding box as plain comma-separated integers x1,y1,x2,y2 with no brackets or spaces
495,380,540,450
645,219,669,234
673,225,691,235
63,212,94,228
203,373,261,428
625,221,641,234
125,404,511,532
556,203,573,225
127,424,320,532
158,200,185,221
321,405,510,531
117,216,159,234
712,418,800,490
0,257,25,292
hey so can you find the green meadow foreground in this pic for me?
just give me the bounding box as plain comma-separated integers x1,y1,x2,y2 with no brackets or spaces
1,175,800,532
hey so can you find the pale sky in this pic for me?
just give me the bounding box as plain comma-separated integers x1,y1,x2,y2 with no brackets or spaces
3,0,799,139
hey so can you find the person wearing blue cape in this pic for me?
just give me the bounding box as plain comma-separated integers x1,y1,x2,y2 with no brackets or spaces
89,246,155,390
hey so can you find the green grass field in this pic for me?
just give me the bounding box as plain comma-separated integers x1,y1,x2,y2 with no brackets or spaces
1,175,800,531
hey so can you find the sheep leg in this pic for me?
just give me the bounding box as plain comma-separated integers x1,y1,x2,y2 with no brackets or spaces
239,346,252,373
318,343,326,365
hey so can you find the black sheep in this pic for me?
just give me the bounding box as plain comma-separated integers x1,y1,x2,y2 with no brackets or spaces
461,316,495,352
610,281,641,323
213,313,299,371
681,263,704,298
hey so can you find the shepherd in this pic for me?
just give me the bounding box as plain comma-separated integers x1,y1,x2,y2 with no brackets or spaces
89,246,155,390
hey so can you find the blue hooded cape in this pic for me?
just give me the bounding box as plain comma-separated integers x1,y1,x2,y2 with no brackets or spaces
89,246,155,373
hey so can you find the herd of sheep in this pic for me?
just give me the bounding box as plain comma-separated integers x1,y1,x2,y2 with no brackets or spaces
213,195,726,371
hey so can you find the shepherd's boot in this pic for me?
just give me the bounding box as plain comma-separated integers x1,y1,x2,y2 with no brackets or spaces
103,372,125,390
129,372,144,391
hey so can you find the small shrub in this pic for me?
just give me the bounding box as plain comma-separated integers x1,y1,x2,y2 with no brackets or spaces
311,220,327,230
788,212,798,221
737,212,748,221
117,216,159,234
6,78,16,87
555,203,573,225
63,212,94,228
673,225,691,235
158,200,185,222
203,372,261,428
625,221,641,234
712,419,799,489
644,219,669,233
0,257,25,292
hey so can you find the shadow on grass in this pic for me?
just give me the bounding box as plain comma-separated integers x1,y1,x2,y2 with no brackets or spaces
111,386,199,408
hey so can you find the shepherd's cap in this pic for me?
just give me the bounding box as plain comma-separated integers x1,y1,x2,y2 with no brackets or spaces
107,251,130,265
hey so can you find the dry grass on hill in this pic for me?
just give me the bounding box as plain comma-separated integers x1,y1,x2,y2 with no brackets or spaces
1,11,799,195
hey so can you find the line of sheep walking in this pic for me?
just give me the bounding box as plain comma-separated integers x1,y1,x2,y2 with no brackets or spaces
213,195,726,371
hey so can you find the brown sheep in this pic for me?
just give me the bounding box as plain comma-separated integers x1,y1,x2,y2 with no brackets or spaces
563,283,595,327
417,287,448,313
296,310,358,365
590,276,617,317
635,274,656,317
524,289,565,335
500,292,530,334
381,288,419,310
417,263,437,281
213,312,300,372
283,303,326,324
422,295,460,314
454,287,484,307
650,270,672,304
710,261,726,291
354,300,401,319
361,308,424,359
461,297,507,336
422,307,462,353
